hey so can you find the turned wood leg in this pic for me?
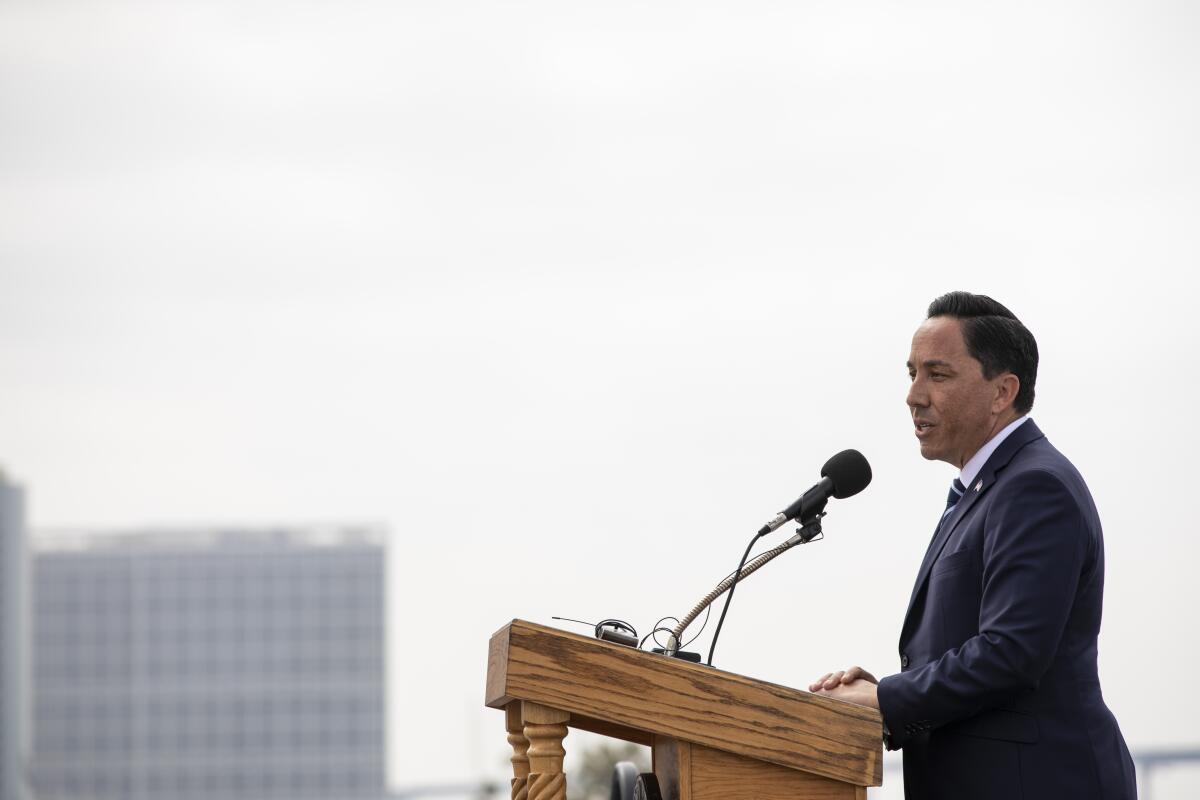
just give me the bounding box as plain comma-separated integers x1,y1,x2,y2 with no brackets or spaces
523,701,569,800
505,702,531,800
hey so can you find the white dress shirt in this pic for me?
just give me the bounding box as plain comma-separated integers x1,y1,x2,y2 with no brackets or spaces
959,415,1030,490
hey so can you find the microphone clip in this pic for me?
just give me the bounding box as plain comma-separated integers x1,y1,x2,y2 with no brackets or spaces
792,512,826,544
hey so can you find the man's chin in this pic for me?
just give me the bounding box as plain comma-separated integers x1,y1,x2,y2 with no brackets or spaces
917,442,941,461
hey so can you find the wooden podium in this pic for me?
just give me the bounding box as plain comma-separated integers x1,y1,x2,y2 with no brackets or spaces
486,619,883,800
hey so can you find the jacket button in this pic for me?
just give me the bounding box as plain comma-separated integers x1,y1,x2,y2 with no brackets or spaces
900,653,910,668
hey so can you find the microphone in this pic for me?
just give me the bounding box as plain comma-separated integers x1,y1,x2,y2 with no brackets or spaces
758,449,872,536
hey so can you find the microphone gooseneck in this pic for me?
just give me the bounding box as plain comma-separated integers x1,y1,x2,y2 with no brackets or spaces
695,448,873,666
668,527,810,652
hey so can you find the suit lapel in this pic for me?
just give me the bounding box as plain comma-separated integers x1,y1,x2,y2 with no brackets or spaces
900,420,1046,637
904,476,987,611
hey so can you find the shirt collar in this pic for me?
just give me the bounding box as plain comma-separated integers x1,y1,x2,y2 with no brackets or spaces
959,415,1030,490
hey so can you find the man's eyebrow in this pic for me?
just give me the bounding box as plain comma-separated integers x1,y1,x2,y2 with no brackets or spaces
906,359,955,370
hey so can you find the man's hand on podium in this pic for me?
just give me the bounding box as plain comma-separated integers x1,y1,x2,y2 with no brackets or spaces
808,665,880,710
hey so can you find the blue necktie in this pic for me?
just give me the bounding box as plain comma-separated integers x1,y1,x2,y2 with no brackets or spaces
941,478,966,521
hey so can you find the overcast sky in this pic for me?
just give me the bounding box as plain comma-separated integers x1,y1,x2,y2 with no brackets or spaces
2,0,1198,797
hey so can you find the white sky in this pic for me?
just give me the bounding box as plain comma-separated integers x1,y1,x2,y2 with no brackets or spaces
2,0,1199,796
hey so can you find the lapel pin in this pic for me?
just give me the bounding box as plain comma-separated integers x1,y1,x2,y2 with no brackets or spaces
974,480,983,492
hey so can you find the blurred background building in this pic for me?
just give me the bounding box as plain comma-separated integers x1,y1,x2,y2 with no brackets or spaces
0,472,30,800
28,526,386,800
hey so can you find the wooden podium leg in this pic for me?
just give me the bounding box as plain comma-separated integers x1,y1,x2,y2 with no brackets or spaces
506,702,531,800
523,701,569,800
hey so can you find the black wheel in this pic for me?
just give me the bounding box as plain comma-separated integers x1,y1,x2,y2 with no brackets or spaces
610,761,639,800
634,773,662,800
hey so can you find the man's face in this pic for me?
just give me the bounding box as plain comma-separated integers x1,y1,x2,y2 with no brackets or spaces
906,316,1008,468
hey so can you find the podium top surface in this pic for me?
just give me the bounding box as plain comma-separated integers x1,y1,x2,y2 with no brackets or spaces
486,619,882,787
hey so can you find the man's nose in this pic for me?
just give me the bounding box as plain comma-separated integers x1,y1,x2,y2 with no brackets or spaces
907,379,928,408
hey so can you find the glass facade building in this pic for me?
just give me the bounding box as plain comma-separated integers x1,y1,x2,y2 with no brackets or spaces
30,527,386,800
0,473,29,800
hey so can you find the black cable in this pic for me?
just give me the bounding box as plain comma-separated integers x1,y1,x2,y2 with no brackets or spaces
646,616,679,649
640,626,677,649
636,602,712,653
682,604,711,648
595,618,637,639
706,531,763,667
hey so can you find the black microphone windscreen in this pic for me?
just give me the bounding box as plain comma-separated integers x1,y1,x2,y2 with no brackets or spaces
821,449,872,499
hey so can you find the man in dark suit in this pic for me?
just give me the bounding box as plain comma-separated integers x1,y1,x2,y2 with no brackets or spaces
810,292,1136,800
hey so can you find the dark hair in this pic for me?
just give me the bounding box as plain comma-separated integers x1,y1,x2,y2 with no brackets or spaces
927,291,1039,414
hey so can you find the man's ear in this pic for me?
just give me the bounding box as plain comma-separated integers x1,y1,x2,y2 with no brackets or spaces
992,373,1021,414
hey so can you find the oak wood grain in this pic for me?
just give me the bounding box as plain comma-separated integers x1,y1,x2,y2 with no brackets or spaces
505,701,530,800
652,736,688,800
655,738,859,800
687,742,859,800
523,702,569,800
486,620,882,788
487,627,511,706
568,713,653,746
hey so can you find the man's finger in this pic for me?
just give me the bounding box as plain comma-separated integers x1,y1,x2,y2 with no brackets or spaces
843,666,867,684
809,672,834,692
842,666,879,685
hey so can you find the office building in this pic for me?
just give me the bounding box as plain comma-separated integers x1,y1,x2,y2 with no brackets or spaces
30,526,386,800
0,471,29,800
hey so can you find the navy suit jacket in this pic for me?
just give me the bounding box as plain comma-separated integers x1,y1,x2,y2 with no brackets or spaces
876,420,1137,800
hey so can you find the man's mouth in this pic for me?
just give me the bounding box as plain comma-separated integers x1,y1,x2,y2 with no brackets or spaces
914,420,935,438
